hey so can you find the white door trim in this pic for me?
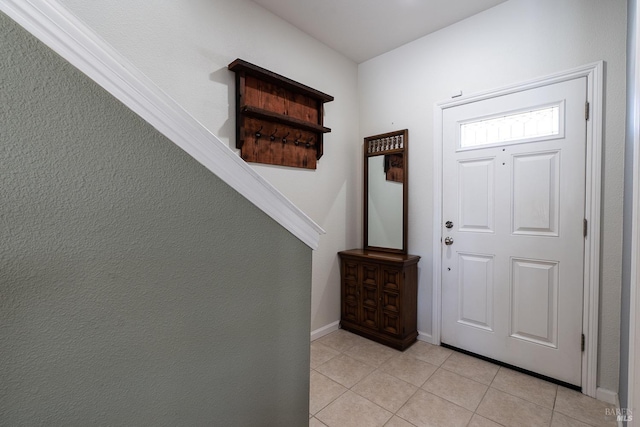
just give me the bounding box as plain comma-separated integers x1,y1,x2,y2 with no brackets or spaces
433,62,603,397
628,2,640,421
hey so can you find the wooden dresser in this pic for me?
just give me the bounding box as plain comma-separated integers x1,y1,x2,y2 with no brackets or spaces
339,249,420,350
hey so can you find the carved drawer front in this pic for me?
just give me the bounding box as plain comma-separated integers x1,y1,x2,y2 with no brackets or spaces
362,284,379,330
382,312,401,336
343,299,358,323
382,291,400,313
343,281,359,323
343,260,359,282
361,263,379,286
362,306,379,330
382,267,402,291
362,284,378,308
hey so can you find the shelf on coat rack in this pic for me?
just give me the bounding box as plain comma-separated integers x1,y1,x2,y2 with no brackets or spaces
228,58,333,170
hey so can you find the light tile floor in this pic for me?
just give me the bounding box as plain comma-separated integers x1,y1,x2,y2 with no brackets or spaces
310,330,618,427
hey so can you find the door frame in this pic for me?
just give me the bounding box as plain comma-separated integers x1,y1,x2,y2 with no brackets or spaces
432,62,603,397
627,1,640,421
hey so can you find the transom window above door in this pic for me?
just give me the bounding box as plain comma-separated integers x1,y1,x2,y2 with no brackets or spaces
459,103,563,150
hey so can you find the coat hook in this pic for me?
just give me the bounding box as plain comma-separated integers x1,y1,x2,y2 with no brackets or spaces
255,125,263,140
270,128,278,141
306,136,313,148
282,131,290,144
294,133,302,146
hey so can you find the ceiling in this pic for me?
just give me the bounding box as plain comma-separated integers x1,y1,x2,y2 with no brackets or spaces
251,0,508,63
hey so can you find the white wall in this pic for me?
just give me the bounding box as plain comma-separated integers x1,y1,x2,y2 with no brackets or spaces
358,0,627,391
58,0,361,333
56,0,627,392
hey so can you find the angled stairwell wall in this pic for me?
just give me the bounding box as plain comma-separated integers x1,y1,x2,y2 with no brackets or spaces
0,10,311,425
54,0,362,336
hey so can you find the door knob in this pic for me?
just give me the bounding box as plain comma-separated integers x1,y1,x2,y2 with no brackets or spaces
444,237,454,245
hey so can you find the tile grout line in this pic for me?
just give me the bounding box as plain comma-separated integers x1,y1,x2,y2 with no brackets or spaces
316,334,428,424
345,351,409,421
309,360,349,418
312,332,608,427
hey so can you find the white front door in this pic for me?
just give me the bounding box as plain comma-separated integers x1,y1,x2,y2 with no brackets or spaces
441,77,587,386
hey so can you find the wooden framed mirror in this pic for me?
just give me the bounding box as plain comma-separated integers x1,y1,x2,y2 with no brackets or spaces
363,129,408,254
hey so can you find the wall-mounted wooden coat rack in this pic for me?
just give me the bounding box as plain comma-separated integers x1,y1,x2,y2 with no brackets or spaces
228,59,333,169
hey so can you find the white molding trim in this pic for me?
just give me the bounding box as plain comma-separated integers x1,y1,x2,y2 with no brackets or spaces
596,387,619,406
417,331,435,344
432,104,444,347
628,1,640,423
582,62,604,399
310,321,340,341
0,0,325,250
433,62,604,397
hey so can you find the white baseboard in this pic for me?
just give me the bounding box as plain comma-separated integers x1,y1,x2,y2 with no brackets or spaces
596,387,619,405
310,321,340,341
417,330,435,344
312,324,432,344
599,389,623,427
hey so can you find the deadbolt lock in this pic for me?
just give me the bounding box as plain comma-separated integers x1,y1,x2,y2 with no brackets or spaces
445,221,453,229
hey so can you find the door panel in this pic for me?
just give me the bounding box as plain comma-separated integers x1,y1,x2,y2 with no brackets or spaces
512,151,560,236
441,77,586,386
458,253,494,331
510,258,559,347
458,158,495,233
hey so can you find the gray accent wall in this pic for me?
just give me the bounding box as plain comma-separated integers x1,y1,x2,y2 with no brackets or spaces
0,11,311,426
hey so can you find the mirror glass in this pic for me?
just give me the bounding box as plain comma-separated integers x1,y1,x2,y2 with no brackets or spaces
367,155,403,249
364,130,408,254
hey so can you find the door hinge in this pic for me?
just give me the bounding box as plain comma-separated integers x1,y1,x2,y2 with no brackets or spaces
585,102,590,121
581,333,585,352
583,218,588,237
